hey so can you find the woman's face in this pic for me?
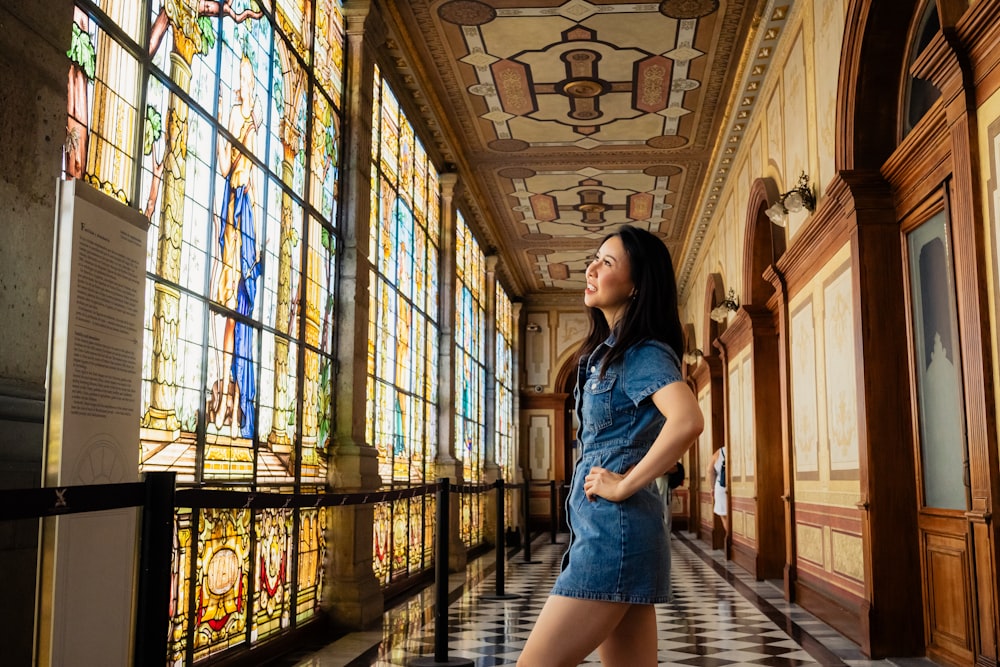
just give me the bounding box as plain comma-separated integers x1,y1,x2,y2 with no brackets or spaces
584,235,635,326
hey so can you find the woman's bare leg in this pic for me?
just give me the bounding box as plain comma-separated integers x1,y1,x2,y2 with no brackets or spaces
517,595,631,667
597,603,658,667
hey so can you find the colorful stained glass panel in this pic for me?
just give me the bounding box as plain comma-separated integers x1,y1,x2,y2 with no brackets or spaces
252,508,294,640
296,507,327,623
193,508,251,659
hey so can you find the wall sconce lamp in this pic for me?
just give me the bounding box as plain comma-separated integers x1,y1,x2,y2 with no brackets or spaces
709,289,739,323
765,172,816,227
682,348,704,365
526,322,542,333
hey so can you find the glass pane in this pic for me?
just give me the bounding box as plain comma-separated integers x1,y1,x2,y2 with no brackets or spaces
269,39,308,196
296,507,327,623
902,2,941,138
907,210,968,510
68,8,141,203
167,508,194,664
314,0,345,108
252,508,294,640
310,92,340,219
372,502,391,585
274,0,313,66
194,508,252,659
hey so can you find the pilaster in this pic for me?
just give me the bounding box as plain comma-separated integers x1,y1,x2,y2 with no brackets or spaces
483,256,500,543
434,172,467,571
325,1,383,630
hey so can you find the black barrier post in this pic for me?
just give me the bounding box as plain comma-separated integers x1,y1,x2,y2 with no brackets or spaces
480,479,520,601
521,479,539,563
408,480,473,667
134,471,176,667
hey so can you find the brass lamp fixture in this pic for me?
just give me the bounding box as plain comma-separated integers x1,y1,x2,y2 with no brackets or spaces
709,288,739,323
765,172,816,227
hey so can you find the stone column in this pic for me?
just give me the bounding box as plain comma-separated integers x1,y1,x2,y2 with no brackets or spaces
324,0,383,631
434,173,467,571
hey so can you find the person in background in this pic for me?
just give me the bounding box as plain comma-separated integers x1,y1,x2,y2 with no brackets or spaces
655,461,685,535
517,225,704,667
707,447,728,537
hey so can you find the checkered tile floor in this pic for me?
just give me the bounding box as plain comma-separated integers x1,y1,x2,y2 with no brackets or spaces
289,534,943,667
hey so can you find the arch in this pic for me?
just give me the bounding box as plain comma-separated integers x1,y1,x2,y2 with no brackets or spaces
554,342,583,394
836,0,922,170
740,177,784,307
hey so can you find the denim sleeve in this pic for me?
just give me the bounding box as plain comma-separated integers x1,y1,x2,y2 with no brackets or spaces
622,340,682,406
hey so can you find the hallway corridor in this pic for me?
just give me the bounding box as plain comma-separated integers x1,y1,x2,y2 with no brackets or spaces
285,535,941,667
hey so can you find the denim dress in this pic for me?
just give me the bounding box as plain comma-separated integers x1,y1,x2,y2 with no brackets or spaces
550,337,682,604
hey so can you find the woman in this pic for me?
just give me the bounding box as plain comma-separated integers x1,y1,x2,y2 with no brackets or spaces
707,448,729,535
518,225,704,667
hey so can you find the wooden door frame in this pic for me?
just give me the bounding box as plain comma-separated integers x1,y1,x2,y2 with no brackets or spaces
836,0,1000,660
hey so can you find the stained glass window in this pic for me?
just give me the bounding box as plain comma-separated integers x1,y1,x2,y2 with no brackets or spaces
455,212,487,547
368,65,441,586
67,0,342,661
495,283,516,528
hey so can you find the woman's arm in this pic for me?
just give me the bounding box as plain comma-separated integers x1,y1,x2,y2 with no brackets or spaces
707,450,718,488
584,381,703,502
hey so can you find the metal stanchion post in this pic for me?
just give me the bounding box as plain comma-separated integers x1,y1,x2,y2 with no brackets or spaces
409,479,473,667
480,479,520,601
133,471,176,667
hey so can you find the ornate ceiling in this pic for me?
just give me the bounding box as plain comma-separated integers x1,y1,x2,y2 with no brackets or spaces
378,0,777,301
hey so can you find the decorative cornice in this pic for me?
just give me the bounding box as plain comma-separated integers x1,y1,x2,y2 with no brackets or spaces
678,0,792,300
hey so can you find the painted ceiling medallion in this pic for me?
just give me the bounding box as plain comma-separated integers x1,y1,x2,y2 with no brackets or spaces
562,78,604,98
659,0,720,20
438,0,496,26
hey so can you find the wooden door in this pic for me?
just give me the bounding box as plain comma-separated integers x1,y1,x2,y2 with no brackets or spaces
904,209,975,666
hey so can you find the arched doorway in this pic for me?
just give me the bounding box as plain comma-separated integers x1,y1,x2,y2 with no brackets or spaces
711,177,786,582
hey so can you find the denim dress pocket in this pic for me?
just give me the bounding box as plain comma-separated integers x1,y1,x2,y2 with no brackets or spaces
581,371,616,435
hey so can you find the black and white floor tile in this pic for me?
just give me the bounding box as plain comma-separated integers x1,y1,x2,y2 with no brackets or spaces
289,534,943,667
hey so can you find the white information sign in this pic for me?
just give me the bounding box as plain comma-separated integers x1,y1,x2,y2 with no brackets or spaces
38,178,149,666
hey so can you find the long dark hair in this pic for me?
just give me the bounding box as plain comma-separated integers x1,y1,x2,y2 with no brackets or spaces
577,225,684,375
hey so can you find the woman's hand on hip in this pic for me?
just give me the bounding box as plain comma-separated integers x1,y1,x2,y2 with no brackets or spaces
584,466,627,502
